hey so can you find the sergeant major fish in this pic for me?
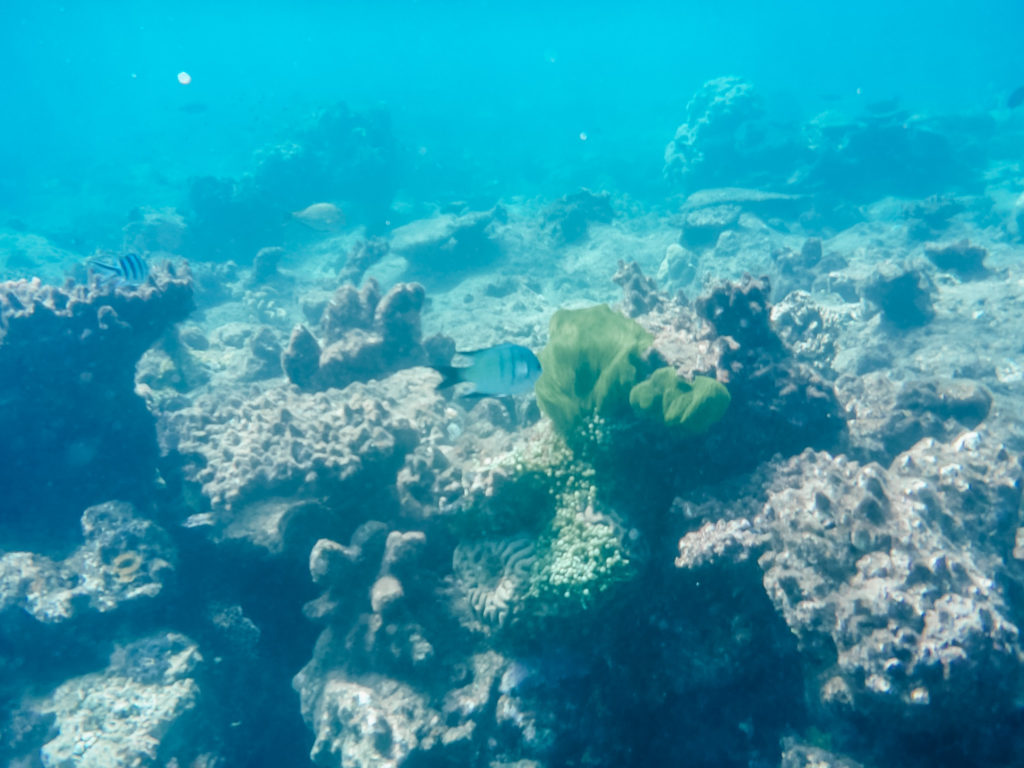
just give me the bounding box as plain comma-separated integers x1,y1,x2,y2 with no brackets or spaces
88,252,149,286
435,343,542,396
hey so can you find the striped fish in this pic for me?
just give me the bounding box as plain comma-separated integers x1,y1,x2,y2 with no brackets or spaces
435,343,542,396
88,252,150,286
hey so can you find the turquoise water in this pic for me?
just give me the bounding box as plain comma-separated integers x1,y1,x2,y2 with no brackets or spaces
4,1,1022,231
2,2,1024,767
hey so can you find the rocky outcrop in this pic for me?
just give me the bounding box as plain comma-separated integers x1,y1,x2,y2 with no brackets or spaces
38,633,211,767
282,280,452,392
0,501,175,623
543,189,613,245
389,206,506,289
695,275,845,474
676,430,1024,766
860,263,936,329
612,260,663,317
0,267,193,550
923,239,989,278
840,373,993,464
664,78,806,191
158,369,441,554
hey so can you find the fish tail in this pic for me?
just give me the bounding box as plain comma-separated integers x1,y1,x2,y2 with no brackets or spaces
433,365,465,390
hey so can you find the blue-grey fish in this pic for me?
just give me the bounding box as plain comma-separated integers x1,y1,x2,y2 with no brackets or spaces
435,343,541,396
88,252,149,286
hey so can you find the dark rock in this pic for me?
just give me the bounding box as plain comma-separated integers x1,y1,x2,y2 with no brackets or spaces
903,194,966,239
544,189,614,245
339,237,389,284
843,375,993,463
244,326,283,381
484,277,518,299
861,265,935,329
250,246,286,285
0,269,193,550
696,274,780,351
696,275,845,473
924,239,988,278
282,325,322,390
774,237,831,295
613,260,663,317
179,325,210,350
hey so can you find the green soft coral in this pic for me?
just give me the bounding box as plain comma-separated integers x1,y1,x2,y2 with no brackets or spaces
628,366,731,437
536,304,653,436
535,304,729,440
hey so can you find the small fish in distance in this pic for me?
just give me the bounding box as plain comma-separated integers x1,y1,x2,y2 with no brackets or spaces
291,202,345,232
435,343,542,397
88,252,150,286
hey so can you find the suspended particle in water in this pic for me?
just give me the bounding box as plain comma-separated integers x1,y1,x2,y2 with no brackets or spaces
579,132,588,142
177,71,192,85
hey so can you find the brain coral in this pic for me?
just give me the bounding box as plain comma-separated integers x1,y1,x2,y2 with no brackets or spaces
452,536,537,631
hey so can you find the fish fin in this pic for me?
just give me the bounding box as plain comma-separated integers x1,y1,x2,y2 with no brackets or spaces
88,258,120,274
457,344,506,357
433,365,465,390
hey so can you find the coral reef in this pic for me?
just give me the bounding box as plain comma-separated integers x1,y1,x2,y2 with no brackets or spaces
38,633,210,767
840,373,992,463
0,501,175,623
676,430,1024,765
184,103,400,260
695,275,845,473
453,536,536,631
338,236,389,285
612,259,663,317
282,279,452,392
0,267,193,550
664,78,807,191
158,370,435,553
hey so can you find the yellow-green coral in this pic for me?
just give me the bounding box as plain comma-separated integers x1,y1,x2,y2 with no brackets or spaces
629,367,731,437
535,305,653,439
534,305,729,448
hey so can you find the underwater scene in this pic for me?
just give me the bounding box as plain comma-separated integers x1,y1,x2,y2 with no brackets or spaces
3,1,1024,766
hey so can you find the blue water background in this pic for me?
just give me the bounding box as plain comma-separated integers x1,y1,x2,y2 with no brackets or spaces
2,0,1022,240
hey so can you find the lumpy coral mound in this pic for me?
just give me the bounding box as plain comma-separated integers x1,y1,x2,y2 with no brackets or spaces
0,269,193,551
